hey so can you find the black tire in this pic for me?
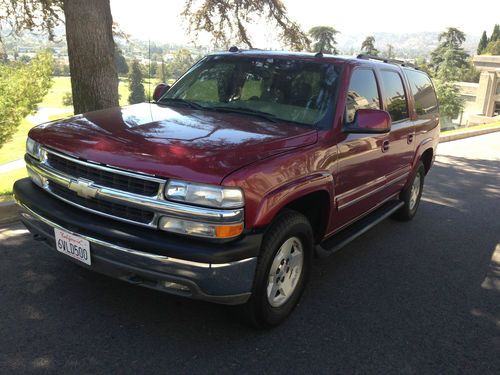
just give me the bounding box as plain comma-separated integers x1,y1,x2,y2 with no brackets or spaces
243,210,313,328
393,161,425,221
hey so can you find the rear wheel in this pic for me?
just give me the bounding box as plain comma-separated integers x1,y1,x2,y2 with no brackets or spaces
244,210,313,328
393,161,425,221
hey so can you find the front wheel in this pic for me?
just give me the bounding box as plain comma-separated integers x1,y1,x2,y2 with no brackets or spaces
393,161,425,221
243,210,313,328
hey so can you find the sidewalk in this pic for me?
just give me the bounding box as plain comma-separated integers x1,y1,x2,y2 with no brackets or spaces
0,159,25,173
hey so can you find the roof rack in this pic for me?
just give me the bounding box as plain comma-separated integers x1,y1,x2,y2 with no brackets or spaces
356,54,416,68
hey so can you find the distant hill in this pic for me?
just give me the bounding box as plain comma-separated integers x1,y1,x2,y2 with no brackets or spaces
337,32,480,59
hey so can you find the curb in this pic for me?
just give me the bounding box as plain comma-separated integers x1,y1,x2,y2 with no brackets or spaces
0,201,19,225
439,126,500,143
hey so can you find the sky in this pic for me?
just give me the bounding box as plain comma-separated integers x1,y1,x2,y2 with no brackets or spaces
110,0,500,45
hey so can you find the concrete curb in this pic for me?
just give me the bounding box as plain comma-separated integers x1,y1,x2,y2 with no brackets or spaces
0,201,19,225
439,126,500,143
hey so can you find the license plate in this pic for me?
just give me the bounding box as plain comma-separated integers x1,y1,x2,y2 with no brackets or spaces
54,228,91,265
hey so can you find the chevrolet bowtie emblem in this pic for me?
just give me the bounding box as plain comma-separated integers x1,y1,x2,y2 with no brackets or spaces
68,179,99,199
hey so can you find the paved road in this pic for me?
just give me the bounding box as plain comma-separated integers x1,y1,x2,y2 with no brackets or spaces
1,134,499,374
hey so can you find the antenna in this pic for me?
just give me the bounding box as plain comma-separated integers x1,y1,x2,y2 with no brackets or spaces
148,40,151,101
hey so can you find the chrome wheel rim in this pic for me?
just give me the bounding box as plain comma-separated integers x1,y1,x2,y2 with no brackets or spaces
409,173,421,210
266,236,304,308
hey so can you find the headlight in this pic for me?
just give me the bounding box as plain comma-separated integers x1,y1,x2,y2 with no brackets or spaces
165,180,244,209
26,137,41,160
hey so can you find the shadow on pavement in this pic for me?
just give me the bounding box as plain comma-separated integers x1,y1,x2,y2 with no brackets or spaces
0,156,498,374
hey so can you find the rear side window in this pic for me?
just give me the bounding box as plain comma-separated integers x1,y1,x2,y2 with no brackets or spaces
405,70,439,117
380,71,409,122
345,69,380,123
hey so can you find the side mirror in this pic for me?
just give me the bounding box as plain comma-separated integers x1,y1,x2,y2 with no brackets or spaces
344,108,391,134
153,83,170,102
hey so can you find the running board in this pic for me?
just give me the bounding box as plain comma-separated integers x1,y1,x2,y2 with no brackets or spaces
316,200,404,257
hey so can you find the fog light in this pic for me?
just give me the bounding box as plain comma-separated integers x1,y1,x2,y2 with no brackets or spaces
159,217,243,239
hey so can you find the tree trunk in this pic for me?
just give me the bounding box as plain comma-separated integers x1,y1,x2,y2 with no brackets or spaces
63,0,119,114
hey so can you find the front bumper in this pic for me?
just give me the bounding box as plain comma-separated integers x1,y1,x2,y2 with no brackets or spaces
14,178,261,305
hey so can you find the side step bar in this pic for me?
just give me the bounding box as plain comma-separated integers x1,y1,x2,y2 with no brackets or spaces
316,200,404,257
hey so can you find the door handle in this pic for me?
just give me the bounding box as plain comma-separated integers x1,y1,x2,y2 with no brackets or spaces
407,134,414,144
382,140,390,153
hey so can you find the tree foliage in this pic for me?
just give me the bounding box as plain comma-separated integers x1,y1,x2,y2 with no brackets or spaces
360,36,379,56
169,49,195,79
430,28,469,72
483,24,500,55
477,31,488,55
385,44,395,59
182,0,310,51
114,48,129,76
308,26,339,54
0,52,53,147
435,81,464,121
128,60,145,104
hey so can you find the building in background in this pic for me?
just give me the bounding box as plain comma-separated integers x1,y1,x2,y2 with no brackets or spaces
457,55,500,126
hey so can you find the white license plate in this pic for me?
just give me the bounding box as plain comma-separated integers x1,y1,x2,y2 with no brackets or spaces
54,228,91,265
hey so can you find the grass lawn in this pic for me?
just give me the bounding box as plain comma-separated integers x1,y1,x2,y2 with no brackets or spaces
0,119,33,165
441,121,500,135
0,167,27,202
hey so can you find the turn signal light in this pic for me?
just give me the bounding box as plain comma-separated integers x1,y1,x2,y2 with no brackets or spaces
215,223,244,239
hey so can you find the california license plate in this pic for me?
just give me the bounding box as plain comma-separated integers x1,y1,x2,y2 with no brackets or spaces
54,228,91,265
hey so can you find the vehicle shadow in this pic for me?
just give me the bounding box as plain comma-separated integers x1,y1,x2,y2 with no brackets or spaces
0,155,498,374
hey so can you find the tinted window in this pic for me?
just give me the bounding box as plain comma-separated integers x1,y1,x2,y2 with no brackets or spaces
380,71,409,122
345,69,380,123
405,70,438,117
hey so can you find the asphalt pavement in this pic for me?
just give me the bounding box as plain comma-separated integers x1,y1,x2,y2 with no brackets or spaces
0,133,499,374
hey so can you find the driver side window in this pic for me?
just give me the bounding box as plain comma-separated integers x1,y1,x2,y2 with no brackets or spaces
345,69,380,123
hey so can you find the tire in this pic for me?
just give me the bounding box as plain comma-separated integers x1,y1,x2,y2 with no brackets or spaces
393,161,425,221
243,210,313,328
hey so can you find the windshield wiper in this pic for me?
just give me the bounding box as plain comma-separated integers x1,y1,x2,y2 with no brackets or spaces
208,106,279,123
158,97,206,110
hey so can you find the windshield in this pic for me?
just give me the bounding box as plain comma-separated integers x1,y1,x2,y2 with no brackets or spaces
160,55,341,127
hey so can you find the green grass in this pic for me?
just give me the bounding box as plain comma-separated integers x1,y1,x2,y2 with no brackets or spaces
0,119,34,164
441,121,500,135
40,76,73,108
0,167,27,202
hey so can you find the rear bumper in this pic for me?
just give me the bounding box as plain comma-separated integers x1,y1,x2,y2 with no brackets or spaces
14,178,261,305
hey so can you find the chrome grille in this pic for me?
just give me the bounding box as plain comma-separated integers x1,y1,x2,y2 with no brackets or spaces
48,182,155,224
47,153,160,197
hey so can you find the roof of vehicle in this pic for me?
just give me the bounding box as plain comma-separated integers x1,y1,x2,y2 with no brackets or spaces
209,49,421,72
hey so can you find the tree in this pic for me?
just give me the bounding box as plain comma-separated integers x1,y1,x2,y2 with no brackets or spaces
168,49,195,79
360,36,379,56
308,26,339,54
385,44,395,59
149,61,158,78
0,52,53,147
128,60,145,104
490,24,500,42
0,0,119,115
477,31,488,55
2,0,310,114
114,48,129,76
156,58,168,84
182,0,310,51
430,27,469,72
435,81,464,122
484,24,500,55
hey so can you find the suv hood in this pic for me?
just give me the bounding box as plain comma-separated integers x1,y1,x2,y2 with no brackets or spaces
30,103,318,185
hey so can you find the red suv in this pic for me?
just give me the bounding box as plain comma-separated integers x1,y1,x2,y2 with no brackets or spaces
15,50,439,326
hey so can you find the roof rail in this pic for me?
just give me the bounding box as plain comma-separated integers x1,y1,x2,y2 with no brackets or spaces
356,54,416,68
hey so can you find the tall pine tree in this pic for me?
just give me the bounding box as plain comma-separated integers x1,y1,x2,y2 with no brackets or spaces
128,60,145,104
477,31,488,55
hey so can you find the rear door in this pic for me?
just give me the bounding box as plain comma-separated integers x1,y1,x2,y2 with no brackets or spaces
376,69,414,196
